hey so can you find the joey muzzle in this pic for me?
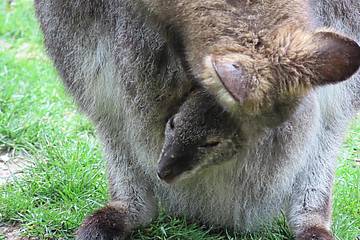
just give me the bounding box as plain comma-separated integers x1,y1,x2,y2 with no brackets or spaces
157,144,197,183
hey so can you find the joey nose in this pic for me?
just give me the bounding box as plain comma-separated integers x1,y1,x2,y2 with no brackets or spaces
157,167,174,183
211,56,249,103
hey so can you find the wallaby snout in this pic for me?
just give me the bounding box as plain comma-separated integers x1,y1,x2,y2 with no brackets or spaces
157,145,196,183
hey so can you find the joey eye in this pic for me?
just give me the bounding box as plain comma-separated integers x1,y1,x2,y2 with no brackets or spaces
199,141,220,148
169,116,175,129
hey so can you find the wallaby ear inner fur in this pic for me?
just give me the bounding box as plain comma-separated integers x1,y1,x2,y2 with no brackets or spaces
211,55,250,104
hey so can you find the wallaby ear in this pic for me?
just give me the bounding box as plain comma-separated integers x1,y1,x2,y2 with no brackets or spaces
310,32,360,85
211,55,250,103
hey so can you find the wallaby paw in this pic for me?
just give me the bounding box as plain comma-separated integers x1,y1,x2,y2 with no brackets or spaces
76,205,131,240
296,227,334,240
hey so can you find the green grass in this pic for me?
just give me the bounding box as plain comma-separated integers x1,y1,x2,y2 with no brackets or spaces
0,1,359,239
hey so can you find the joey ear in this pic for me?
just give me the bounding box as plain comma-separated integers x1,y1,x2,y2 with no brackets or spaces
310,32,360,85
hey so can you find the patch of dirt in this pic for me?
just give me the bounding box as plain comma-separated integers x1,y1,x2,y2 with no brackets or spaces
0,224,23,240
0,151,32,186
1,152,34,240
0,224,39,240
0,224,36,240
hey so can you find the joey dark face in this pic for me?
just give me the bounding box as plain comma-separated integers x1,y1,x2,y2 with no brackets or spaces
157,90,242,184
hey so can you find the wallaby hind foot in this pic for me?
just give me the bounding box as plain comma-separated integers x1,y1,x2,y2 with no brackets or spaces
296,227,334,240
76,201,131,240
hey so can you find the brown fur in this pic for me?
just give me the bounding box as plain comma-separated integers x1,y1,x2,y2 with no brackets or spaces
144,0,360,114
144,1,309,66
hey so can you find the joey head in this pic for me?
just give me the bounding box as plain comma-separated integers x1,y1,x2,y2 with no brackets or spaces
157,90,243,183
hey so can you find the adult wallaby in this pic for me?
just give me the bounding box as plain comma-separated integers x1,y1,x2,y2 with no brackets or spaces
34,0,360,240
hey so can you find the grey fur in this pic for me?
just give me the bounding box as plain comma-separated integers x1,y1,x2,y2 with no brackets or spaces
34,0,359,239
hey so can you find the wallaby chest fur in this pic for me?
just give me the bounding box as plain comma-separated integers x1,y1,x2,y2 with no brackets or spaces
35,0,359,239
